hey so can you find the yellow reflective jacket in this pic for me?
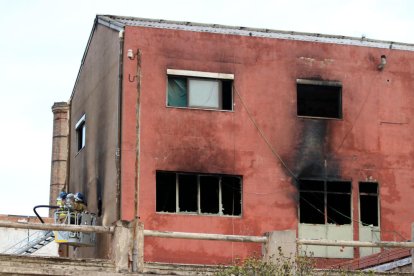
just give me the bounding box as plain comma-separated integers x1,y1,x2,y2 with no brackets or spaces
74,202,87,213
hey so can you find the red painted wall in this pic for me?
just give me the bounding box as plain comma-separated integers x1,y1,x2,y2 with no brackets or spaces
120,25,414,264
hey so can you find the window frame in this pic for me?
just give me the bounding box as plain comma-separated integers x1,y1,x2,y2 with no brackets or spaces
75,114,86,152
156,171,242,217
166,69,234,111
359,182,380,227
299,178,352,225
296,79,343,120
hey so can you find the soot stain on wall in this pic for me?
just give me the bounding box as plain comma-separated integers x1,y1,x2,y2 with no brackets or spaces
293,119,341,183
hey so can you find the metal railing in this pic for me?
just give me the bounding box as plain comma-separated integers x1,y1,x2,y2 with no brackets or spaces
0,220,114,234
2,230,52,254
2,220,414,248
143,229,267,243
1,219,414,273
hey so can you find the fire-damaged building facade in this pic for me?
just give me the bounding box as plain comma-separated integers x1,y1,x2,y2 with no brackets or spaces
53,15,414,265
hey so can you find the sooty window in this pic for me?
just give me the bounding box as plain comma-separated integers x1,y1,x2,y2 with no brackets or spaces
297,79,342,119
156,171,242,216
299,179,351,225
75,114,86,152
167,69,233,111
359,182,379,226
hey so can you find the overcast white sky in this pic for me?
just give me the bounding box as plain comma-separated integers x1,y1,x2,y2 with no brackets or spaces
0,0,413,217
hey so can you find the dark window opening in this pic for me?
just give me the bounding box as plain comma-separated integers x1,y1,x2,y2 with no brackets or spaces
156,171,242,216
297,80,342,119
327,181,352,224
156,172,176,212
359,182,378,194
222,176,242,216
327,181,351,193
222,80,233,110
359,182,379,226
300,191,325,224
178,174,198,212
327,193,351,224
167,76,233,111
200,176,219,214
299,179,351,225
299,179,324,192
75,115,86,152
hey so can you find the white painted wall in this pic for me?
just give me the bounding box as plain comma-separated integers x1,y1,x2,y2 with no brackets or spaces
299,224,354,258
0,228,58,256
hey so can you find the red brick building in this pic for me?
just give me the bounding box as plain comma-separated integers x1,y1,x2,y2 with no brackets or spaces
56,15,414,265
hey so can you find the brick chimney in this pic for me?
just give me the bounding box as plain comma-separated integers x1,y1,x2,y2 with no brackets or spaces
49,102,69,216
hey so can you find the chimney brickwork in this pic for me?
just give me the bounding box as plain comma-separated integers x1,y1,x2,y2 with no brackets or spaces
49,102,69,216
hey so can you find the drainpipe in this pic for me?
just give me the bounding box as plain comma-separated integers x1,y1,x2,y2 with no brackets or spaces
116,29,124,221
134,49,142,220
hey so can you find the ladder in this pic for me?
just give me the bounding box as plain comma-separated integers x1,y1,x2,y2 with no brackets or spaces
2,230,55,255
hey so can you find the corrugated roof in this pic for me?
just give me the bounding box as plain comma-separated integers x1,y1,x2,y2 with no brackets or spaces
97,14,414,52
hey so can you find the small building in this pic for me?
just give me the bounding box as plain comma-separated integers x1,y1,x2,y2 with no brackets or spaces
51,15,414,266
0,215,58,256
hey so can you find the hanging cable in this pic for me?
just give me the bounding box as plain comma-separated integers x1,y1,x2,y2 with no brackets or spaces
233,85,298,182
332,80,376,154
300,196,337,224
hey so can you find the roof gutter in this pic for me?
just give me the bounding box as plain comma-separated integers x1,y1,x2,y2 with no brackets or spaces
97,15,125,32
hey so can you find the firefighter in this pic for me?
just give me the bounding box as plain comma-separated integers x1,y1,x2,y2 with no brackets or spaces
73,192,87,225
56,192,67,209
65,193,75,211
63,193,77,224
74,192,87,213
56,192,68,223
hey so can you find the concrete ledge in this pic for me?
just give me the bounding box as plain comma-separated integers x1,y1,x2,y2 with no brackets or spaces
143,262,222,275
0,254,116,275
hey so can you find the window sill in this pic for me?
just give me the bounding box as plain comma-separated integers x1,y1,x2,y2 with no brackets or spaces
297,115,343,121
156,211,242,218
75,147,85,157
166,105,234,113
299,222,352,226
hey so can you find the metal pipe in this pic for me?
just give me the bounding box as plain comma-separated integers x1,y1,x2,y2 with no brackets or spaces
0,220,114,234
116,29,124,221
33,205,59,224
143,230,268,243
134,49,142,220
298,239,414,248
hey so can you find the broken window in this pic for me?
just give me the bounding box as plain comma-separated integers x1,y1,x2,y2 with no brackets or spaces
297,79,342,119
299,179,351,224
200,175,219,214
167,69,233,111
156,171,242,216
178,174,198,212
359,182,379,226
75,114,86,152
156,172,176,212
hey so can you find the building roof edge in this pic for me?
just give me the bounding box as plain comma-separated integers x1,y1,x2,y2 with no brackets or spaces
99,14,414,51
69,16,125,102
